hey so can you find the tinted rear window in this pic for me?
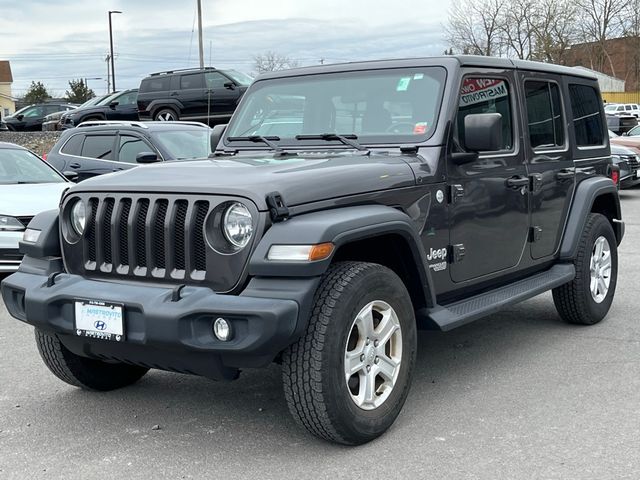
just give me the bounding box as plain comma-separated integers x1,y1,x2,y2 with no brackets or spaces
569,84,605,147
81,135,115,159
140,77,171,93
180,73,204,89
60,134,84,155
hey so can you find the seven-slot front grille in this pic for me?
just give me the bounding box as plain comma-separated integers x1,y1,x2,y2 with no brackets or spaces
82,196,210,281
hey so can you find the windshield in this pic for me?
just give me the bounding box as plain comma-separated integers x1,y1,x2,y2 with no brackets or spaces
222,69,253,86
225,67,446,146
79,95,109,108
152,129,211,160
0,149,65,184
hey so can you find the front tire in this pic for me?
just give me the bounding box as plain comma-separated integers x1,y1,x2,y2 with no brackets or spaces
35,329,149,391
553,213,618,325
282,262,417,445
154,108,179,121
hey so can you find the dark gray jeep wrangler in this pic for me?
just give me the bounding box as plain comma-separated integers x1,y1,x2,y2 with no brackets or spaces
1,56,623,445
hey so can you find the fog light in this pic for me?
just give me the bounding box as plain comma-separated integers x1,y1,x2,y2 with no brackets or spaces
213,317,232,341
23,228,41,243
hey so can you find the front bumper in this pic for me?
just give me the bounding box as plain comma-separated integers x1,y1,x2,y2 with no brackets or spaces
620,172,640,189
1,270,310,380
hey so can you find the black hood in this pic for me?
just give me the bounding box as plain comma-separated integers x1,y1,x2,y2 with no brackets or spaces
68,152,419,210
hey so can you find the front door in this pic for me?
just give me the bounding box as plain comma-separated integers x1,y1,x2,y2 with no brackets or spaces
174,73,206,118
519,73,575,259
205,71,241,120
448,73,530,283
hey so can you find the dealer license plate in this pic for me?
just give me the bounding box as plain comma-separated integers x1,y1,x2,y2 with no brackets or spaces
74,300,124,342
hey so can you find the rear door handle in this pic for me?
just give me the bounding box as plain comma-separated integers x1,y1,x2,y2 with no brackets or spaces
170,92,179,96
506,175,529,188
69,162,81,169
556,168,575,179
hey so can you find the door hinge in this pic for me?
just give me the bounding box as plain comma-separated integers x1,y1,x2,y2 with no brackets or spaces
266,191,289,222
450,244,466,263
449,184,464,204
529,226,543,243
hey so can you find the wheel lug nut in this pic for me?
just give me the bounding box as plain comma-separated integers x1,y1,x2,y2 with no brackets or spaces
360,354,365,362
366,338,370,345
374,357,379,364
366,365,371,372
374,340,379,347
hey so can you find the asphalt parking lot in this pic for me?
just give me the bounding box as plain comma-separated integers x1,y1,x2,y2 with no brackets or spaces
1,192,639,480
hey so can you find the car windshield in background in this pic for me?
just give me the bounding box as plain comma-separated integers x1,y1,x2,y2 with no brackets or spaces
225,67,447,145
78,95,109,108
152,129,211,160
222,69,253,86
0,149,65,184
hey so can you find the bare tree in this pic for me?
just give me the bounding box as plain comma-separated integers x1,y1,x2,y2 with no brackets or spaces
499,0,536,59
575,0,631,75
530,0,579,64
445,0,505,56
253,51,300,75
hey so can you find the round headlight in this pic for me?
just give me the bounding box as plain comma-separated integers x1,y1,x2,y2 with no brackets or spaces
70,200,86,235
223,202,253,249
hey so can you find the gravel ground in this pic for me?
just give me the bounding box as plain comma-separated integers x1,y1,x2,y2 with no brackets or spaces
0,190,639,480
0,131,62,156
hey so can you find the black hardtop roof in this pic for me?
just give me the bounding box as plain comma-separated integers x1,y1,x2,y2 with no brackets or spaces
256,55,597,81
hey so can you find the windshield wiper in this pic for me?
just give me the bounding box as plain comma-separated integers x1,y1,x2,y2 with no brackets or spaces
295,133,369,152
227,135,286,153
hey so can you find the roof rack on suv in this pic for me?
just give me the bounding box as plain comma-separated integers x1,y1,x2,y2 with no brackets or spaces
77,120,149,129
149,67,218,77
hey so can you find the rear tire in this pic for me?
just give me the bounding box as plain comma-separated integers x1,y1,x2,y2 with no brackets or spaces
154,108,179,121
35,329,149,391
553,213,618,325
282,261,417,445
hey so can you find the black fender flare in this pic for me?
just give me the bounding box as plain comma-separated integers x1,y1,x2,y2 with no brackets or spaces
249,205,437,308
559,177,623,260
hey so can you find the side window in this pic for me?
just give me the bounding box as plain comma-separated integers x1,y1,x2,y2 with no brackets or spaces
115,92,137,106
180,73,204,90
569,84,605,147
118,135,153,164
524,81,565,150
81,135,115,159
456,77,513,151
23,106,44,118
60,134,85,155
626,105,632,111
140,77,170,93
205,72,230,90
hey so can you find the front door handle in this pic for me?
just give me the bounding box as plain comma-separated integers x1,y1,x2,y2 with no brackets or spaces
69,162,81,169
170,92,179,96
506,175,529,188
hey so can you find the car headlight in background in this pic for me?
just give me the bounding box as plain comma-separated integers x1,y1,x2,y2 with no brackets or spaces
70,200,86,235
0,216,25,231
222,202,253,249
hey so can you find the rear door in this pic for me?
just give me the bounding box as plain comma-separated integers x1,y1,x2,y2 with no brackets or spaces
175,73,206,118
76,134,118,180
519,72,574,259
448,71,530,283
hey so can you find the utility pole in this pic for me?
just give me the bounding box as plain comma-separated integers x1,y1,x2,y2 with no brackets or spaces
108,10,122,93
197,0,204,69
105,54,111,93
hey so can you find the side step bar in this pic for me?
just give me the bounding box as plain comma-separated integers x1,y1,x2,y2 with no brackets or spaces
422,264,576,331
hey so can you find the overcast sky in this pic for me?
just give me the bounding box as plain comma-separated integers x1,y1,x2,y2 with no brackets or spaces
1,0,451,97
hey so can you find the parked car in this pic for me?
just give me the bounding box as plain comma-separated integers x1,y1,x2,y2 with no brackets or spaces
4,103,77,131
1,56,623,446
610,143,640,189
606,112,637,135
42,94,111,131
605,103,640,118
0,142,70,271
59,89,139,129
46,120,212,181
136,67,252,124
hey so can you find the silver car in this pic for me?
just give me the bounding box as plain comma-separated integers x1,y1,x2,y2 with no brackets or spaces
0,142,70,271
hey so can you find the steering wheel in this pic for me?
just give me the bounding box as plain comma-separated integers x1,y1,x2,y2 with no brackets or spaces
385,122,417,134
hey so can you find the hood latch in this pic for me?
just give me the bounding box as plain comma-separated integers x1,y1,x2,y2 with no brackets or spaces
266,191,289,222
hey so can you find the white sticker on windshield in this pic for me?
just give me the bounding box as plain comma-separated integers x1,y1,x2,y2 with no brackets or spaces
396,77,411,91
413,73,424,80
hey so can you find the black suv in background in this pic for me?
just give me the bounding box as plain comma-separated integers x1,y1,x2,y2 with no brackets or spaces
136,67,251,124
59,89,139,129
46,120,212,181
4,103,77,131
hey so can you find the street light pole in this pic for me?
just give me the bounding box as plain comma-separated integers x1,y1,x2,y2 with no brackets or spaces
108,10,122,93
197,0,204,69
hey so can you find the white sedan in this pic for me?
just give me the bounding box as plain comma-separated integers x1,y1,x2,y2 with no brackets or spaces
0,142,70,272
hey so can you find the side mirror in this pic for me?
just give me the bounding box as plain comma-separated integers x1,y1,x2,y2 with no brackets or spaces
109,101,119,109
464,113,503,152
224,82,236,90
210,124,227,151
16,114,24,121
63,171,79,182
136,151,160,164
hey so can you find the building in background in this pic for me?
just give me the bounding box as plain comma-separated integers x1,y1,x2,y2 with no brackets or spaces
0,61,15,117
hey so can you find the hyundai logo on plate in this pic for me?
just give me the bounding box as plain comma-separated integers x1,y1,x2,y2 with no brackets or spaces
94,320,107,331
